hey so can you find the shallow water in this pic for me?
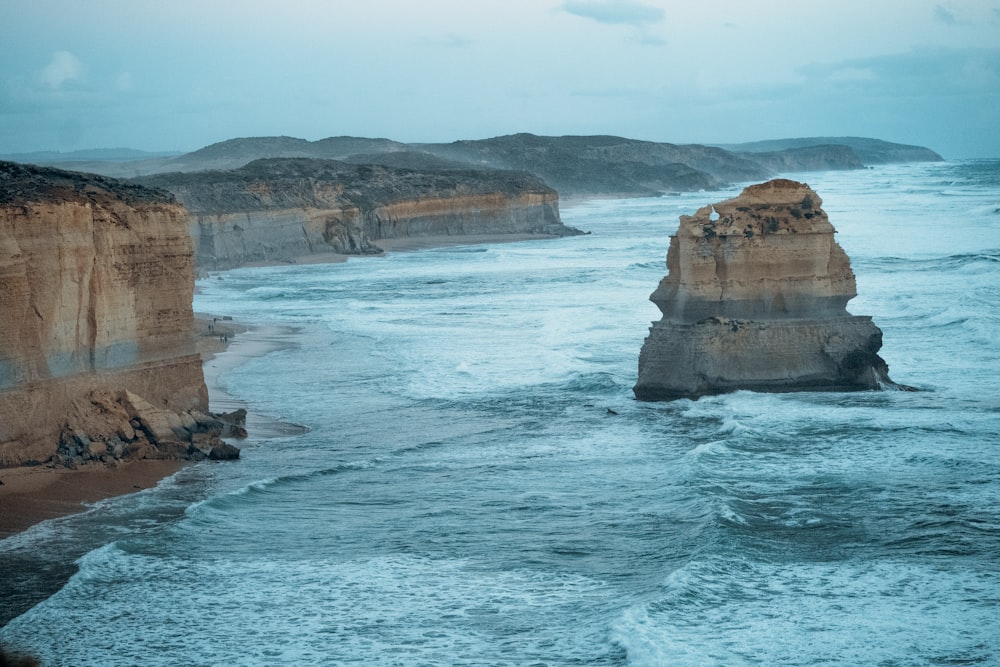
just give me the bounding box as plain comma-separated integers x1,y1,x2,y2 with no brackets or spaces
2,161,999,665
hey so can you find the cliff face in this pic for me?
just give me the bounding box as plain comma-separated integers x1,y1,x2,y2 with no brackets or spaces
634,179,899,401
0,162,233,466
138,158,577,271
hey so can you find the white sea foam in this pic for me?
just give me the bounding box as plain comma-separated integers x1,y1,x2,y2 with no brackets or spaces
613,557,999,666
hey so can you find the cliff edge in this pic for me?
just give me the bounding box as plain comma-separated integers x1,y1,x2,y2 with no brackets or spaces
0,162,239,466
137,158,581,271
634,179,903,400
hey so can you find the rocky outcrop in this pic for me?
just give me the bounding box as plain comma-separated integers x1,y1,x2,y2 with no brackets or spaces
0,161,238,466
53,391,244,466
634,179,901,401
137,158,580,271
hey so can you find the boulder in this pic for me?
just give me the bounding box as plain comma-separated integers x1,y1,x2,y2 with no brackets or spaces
208,441,241,460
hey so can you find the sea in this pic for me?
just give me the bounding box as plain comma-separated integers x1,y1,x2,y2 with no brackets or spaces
2,160,998,666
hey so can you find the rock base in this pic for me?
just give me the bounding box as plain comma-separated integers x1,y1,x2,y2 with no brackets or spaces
50,390,245,468
634,317,895,401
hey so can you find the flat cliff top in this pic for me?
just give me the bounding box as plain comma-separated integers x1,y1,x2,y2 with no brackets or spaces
135,158,557,214
0,160,175,207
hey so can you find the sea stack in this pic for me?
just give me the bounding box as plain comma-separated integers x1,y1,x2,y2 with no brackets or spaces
634,179,898,401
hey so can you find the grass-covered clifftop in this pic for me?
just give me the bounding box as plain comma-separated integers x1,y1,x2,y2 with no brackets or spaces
135,157,560,215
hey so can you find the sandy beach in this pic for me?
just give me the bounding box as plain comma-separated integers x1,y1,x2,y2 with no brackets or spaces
0,459,187,539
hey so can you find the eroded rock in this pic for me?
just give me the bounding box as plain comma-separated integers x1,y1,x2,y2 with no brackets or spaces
54,389,244,465
634,179,905,400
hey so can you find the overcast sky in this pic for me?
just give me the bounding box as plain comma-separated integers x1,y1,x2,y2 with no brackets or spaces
1,0,998,158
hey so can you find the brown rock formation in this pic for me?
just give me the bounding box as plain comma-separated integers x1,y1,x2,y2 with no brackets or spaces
137,158,580,271
0,162,238,466
634,179,901,401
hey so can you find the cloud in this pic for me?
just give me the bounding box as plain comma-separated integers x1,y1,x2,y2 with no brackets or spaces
561,0,664,26
934,5,958,25
40,51,84,89
799,47,1000,96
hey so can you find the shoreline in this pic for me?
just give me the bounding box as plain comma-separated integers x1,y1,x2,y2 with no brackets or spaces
196,315,308,439
0,315,286,539
0,231,557,539
197,232,566,274
373,232,561,252
0,459,187,539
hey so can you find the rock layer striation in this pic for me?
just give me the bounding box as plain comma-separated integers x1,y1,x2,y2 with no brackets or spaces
138,158,580,271
634,179,899,400
0,162,237,466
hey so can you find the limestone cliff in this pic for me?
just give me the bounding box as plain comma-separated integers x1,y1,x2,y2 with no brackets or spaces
137,158,579,271
634,179,901,401
0,162,236,466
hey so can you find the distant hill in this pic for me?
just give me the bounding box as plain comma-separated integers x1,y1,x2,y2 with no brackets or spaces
0,147,180,163
341,150,471,171
718,137,944,165
732,144,865,172
163,135,409,172
6,133,944,196
0,148,182,178
135,157,560,214
408,133,763,195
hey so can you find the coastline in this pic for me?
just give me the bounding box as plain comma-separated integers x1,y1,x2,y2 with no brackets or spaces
0,231,566,539
197,315,308,439
0,315,257,539
0,459,187,539
373,232,560,252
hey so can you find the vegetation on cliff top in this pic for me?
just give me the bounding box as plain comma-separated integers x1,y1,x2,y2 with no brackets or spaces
0,160,175,207
134,158,557,215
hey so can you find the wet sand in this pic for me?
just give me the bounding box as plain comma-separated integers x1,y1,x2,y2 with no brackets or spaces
0,459,187,539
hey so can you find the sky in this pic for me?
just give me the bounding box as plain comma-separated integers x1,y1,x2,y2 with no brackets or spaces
1,0,998,158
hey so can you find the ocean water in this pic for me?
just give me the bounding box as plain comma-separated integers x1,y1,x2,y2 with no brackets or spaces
2,161,999,666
